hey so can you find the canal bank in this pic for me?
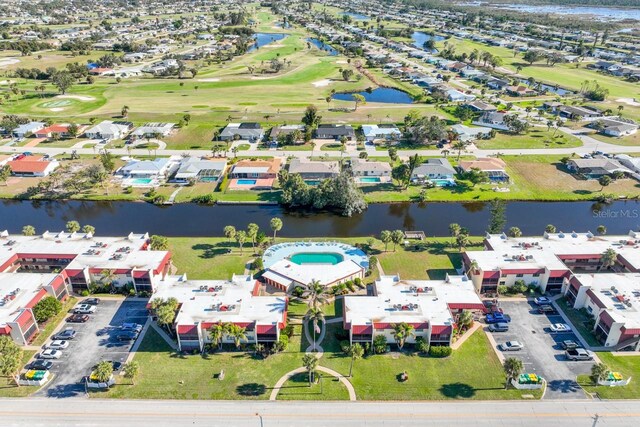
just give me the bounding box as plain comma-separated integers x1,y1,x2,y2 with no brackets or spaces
1,199,639,238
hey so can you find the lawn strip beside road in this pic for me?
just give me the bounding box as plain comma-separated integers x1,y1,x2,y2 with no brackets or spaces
0,350,38,398
577,352,640,399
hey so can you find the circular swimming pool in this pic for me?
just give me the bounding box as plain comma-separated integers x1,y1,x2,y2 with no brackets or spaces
290,252,344,265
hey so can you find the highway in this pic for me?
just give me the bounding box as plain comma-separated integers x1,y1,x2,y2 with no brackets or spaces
0,398,638,426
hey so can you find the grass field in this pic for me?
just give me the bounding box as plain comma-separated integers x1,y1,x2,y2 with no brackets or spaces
0,350,38,398
578,352,640,399
475,128,582,150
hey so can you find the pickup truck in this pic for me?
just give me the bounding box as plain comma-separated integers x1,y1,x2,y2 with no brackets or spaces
565,348,594,361
486,312,511,324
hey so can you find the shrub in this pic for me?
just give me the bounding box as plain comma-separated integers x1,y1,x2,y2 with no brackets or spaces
497,285,508,295
369,256,378,269
373,335,388,354
354,277,364,289
81,290,90,297
129,289,136,296
345,280,356,293
292,286,304,298
429,346,452,358
282,324,294,338
32,296,63,323
191,194,217,204
273,334,288,353
252,257,264,271
415,336,429,354
340,340,351,354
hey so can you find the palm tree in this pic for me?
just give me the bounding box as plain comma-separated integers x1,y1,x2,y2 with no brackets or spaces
247,223,259,253
380,230,392,252
305,307,325,351
226,324,247,349
503,357,524,389
452,140,467,161
302,354,319,386
100,269,117,291
390,230,404,252
391,322,415,350
209,323,227,350
346,343,364,377
223,225,236,243
545,224,556,233
303,280,329,310
599,248,617,271
508,227,522,238
591,362,610,384
22,225,36,236
466,259,480,276
123,361,140,385
597,225,607,235
449,223,461,238
457,310,474,331
235,230,247,253
270,217,283,241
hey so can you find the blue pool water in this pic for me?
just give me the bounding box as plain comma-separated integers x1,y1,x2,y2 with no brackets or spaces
359,177,381,183
431,179,455,187
290,252,344,265
305,180,321,186
131,178,153,185
412,32,445,50
307,38,338,56
237,179,257,185
332,88,413,104
517,79,573,96
248,33,288,52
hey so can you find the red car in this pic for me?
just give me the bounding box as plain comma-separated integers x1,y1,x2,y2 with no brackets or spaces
67,314,89,323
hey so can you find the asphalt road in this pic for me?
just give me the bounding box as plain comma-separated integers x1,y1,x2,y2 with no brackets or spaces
0,398,638,426
34,299,148,399
497,301,593,400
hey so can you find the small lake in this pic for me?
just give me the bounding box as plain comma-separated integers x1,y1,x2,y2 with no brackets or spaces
462,2,640,22
412,31,445,50
248,33,287,52
518,79,573,96
341,12,369,21
332,87,414,104
2,200,640,238
307,38,338,56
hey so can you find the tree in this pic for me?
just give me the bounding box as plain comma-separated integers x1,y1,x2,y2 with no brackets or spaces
391,163,411,189
341,69,354,81
352,93,365,111
303,280,329,311
121,105,130,118
235,230,247,253
522,50,544,65
458,310,473,330
270,217,283,241
246,223,259,253
463,168,490,187
0,336,23,386
508,227,522,238
306,307,325,351
391,230,404,252
51,70,74,94
545,224,556,233
391,322,415,350
503,357,523,389
456,233,470,251
22,225,36,236
150,235,169,250
449,223,461,238
32,296,62,323
380,230,392,252
93,360,114,386
99,150,115,174
66,220,80,233
123,361,140,385
226,323,247,349
591,362,610,384
0,165,10,186
156,304,176,332
488,199,506,234
223,225,236,242
598,175,612,191
600,248,617,271
302,353,319,386
346,343,364,377
452,140,468,161
597,225,607,235
302,105,321,128
82,225,95,235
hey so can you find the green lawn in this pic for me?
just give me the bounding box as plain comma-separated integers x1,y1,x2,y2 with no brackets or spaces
276,372,350,400
0,350,38,398
555,297,600,347
167,237,254,280
475,128,582,150
577,352,640,399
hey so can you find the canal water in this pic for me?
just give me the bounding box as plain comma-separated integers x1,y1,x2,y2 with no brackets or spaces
332,88,414,104
411,32,445,50
248,33,287,52
307,38,338,56
1,200,639,238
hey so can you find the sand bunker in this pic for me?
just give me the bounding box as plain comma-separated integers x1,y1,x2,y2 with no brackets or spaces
50,107,65,112
0,58,19,68
616,98,640,107
312,79,333,87
198,78,221,82
57,94,95,101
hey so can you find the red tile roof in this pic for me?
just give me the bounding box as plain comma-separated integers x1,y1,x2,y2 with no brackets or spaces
8,157,52,173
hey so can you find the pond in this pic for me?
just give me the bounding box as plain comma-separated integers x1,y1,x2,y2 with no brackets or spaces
340,12,369,21
332,87,414,104
411,31,445,50
306,38,338,56
1,199,639,238
248,33,288,52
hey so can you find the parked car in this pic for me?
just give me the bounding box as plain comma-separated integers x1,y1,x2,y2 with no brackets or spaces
53,329,77,340
534,297,551,305
82,298,100,305
67,314,90,323
115,330,139,341
566,348,594,361
39,349,62,359
28,360,54,370
46,340,69,350
74,304,96,314
499,341,523,351
537,305,557,314
561,340,580,350
549,323,572,333
489,322,509,332
486,312,511,324
121,323,143,333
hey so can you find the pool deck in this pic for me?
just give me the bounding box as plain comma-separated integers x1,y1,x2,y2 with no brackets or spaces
227,178,275,190
263,241,369,269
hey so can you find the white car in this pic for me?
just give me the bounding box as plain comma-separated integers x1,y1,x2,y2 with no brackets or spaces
499,341,524,351
46,340,69,350
74,304,97,314
534,297,551,305
40,349,62,359
549,323,572,333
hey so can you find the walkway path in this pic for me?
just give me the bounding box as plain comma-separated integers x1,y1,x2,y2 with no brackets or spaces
124,317,152,364
303,318,326,354
166,187,183,204
450,322,482,350
268,365,357,401
149,322,179,351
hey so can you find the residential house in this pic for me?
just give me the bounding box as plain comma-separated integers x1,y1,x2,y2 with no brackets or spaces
557,106,602,121
589,119,638,138
458,157,509,182
350,159,392,183
34,124,84,139
361,124,402,143
13,122,45,138
7,155,59,177
315,124,355,141
172,157,227,183
486,78,510,91
451,124,493,142
131,123,175,139
269,125,305,143
84,121,133,140
505,85,537,97
445,89,476,102
465,100,497,113
288,159,340,180
566,158,629,179
227,158,282,190
472,112,510,131
116,157,178,186
219,123,265,142
411,158,456,183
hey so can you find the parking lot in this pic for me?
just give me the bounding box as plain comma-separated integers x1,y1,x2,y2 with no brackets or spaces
490,300,594,400
33,298,149,398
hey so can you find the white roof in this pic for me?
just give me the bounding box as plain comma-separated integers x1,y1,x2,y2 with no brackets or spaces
574,273,640,329
265,258,363,287
0,273,58,327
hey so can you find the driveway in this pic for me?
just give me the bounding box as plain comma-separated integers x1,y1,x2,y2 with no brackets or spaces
34,298,149,399
492,301,594,399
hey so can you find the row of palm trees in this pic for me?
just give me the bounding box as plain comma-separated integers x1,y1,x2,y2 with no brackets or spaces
208,322,248,350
